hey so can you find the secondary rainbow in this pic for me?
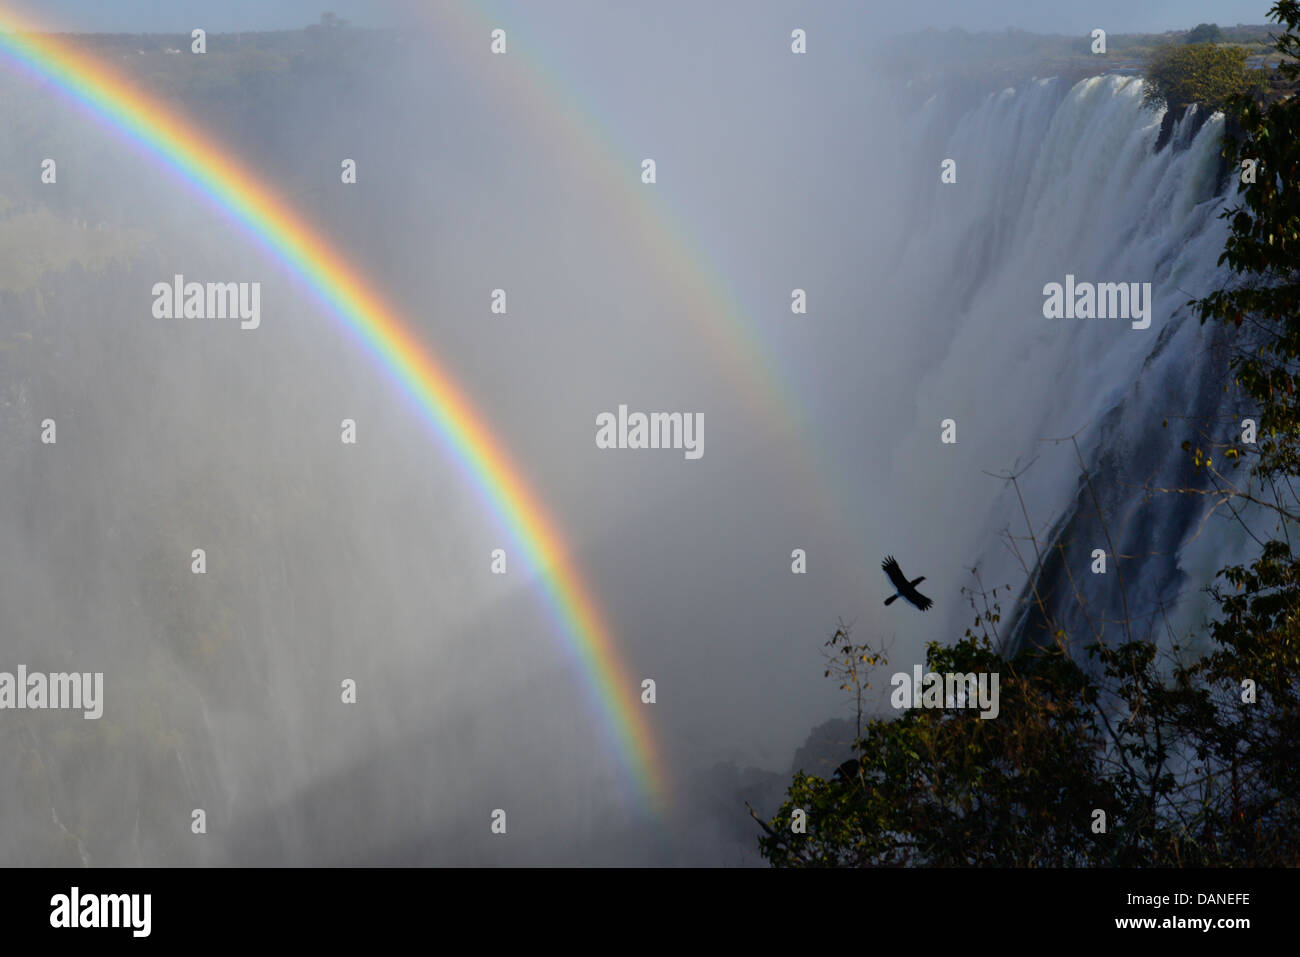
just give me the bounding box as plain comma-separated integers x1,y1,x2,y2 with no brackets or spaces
0,10,667,809
429,2,879,574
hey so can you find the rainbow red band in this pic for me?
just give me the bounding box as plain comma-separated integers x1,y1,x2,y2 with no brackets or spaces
0,9,667,811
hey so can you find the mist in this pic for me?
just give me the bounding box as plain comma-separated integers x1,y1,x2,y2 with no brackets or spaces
0,1,1265,865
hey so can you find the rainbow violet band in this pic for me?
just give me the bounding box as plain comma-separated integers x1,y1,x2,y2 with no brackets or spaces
0,10,666,812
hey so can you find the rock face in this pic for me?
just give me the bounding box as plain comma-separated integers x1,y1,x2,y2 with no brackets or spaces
1008,311,1237,658
746,76,1249,844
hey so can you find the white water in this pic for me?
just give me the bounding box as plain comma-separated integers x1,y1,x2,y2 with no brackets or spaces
0,57,1261,867
854,73,1248,674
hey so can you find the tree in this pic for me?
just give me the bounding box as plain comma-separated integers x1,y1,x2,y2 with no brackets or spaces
753,617,1120,867
1187,0,1300,863
1142,42,1251,113
1186,23,1224,44
757,564,1300,865
756,2,1300,867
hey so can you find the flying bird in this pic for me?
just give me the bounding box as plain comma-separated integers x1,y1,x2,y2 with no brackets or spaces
881,555,933,611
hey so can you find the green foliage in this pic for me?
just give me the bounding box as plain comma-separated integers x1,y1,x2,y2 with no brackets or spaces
758,629,1116,867
1142,42,1253,112
1186,23,1224,44
760,601,1300,866
1197,3,1300,480
759,3,1300,868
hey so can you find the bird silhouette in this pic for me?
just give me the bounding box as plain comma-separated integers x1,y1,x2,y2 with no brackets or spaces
881,555,933,611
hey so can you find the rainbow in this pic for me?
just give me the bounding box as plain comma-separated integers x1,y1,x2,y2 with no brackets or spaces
426,2,876,571
0,9,667,809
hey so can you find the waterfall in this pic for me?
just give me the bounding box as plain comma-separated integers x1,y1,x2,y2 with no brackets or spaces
871,73,1246,660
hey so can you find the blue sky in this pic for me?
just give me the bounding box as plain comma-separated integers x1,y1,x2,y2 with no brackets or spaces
7,1,1283,37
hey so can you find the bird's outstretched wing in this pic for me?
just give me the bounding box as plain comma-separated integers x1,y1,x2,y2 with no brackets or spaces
908,588,934,612
881,555,909,592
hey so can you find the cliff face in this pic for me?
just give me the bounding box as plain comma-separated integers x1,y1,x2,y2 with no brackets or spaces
726,78,1251,861
977,94,1244,660
1008,313,1237,657
1153,101,1215,152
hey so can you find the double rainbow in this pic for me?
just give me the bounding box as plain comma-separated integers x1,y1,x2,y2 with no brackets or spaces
0,9,667,809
